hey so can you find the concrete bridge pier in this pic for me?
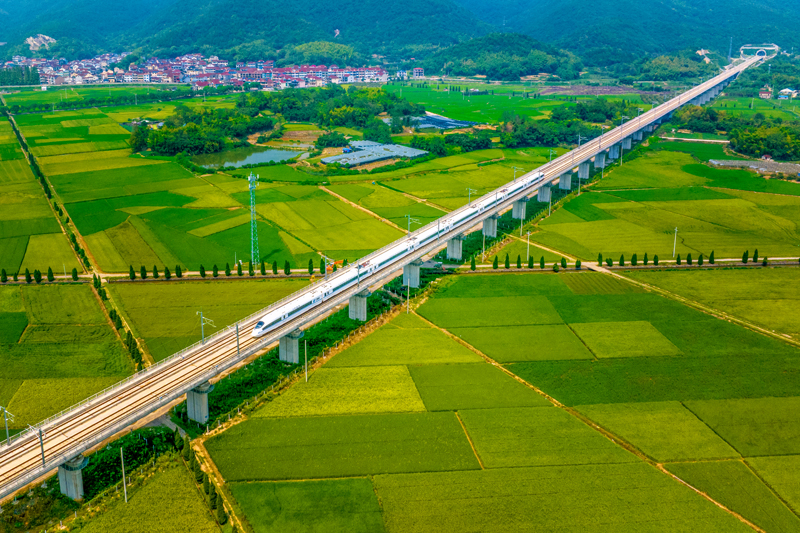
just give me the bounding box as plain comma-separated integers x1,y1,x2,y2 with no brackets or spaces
279,330,305,364
594,151,607,169
187,381,215,423
482,214,498,238
633,130,643,142
446,235,464,261
622,137,632,150
403,259,422,288
58,454,88,501
349,289,371,321
578,161,591,180
608,144,620,160
512,197,529,219
559,172,572,190
537,185,551,203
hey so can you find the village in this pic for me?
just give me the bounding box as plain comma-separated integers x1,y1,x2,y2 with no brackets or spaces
2,52,424,89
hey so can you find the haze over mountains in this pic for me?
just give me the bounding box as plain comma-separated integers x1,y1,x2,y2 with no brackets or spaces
1,0,799,63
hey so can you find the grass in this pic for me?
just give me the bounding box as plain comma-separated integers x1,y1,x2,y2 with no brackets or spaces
230,478,384,533
458,406,636,468
418,296,563,328
19,233,81,273
408,363,549,411
22,284,106,324
374,463,752,533
560,272,646,294
747,455,800,515
569,321,683,358
666,461,800,533
0,312,28,342
684,397,800,456
0,160,34,182
327,313,482,367
205,412,481,480
593,151,708,190
79,463,220,533
449,324,594,362
108,279,308,361
576,402,738,462
254,366,426,418
651,141,739,161
626,265,800,337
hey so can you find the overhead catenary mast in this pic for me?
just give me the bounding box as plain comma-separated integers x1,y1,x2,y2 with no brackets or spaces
248,172,260,265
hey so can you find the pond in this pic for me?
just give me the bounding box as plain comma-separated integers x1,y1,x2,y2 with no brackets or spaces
191,145,299,168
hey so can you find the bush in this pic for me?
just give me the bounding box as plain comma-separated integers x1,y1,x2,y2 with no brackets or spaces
493,256,499,269
631,253,638,266
762,256,768,266
606,258,613,267
654,254,659,265
576,260,582,269
200,265,206,278
72,268,78,281
742,250,749,263
552,263,560,272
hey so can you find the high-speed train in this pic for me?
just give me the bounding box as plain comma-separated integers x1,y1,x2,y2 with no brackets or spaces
252,171,546,337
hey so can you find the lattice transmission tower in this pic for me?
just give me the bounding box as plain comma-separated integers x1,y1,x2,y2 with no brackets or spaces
248,172,260,264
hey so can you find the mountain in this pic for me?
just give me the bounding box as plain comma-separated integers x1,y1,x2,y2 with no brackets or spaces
0,0,489,60
451,0,800,64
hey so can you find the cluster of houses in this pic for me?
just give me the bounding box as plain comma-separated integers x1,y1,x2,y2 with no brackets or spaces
2,52,423,89
758,85,798,100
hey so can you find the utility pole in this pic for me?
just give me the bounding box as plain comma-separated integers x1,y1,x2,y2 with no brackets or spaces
466,187,477,205
235,323,240,355
197,311,215,343
548,148,556,163
673,227,678,258
37,429,45,467
1,407,11,445
526,232,531,262
121,447,128,503
305,340,308,382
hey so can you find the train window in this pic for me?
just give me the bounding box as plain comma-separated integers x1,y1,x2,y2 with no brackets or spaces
255,321,264,328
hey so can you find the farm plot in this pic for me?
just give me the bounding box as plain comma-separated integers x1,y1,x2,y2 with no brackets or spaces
230,478,384,533
747,456,800,514
569,321,682,358
0,284,131,428
576,402,738,462
626,268,800,337
254,366,426,418
408,363,548,411
205,412,481,480
328,182,447,228
327,313,482,367
684,397,800,456
450,324,594,362
457,406,636,468
665,461,800,533
418,295,563,328
375,463,752,533
79,464,220,533
108,279,307,361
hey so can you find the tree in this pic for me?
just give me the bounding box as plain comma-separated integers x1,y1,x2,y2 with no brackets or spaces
34,270,42,284
182,437,191,461
249,262,254,276
176,265,183,278
0,269,6,283
598,253,603,266
72,268,78,281
470,256,476,271
753,249,759,263
153,265,160,278
709,251,715,264
193,457,203,484
606,258,613,267
129,265,136,280
47,267,54,282
225,263,231,277
114,315,122,329
200,265,206,278
308,259,314,275
516,255,522,269
203,473,210,494
213,265,219,278
631,253,638,266
553,263,559,272
504,254,510,269
216,505,228,525
165,266,172,280
676,254,682,265
654,255,659,265
561,257,567,269
742,250,749,263
272,261,278,275
261,260,266,276
237,262,243,276
763,256,768,266
576,260,582,269
333,263,338,273
493,256,499,269
698,254,704,266
284,260,291,275
130,124,150,153
687,253,692,265
319,258,325,275
619,255,625,267
173,428,182,449
540,257,545,269
141,265,147,279
528,256,534,269
209,484,218,509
